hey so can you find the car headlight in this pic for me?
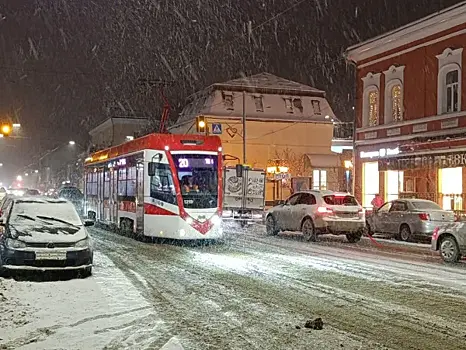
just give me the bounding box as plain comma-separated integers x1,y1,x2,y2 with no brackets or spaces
75,237,91,248
6,238,27,248
210,215,221,225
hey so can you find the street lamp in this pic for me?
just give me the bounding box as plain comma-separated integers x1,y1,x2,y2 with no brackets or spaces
69,141,76,145
16,175,22,181
0,163,3,167
13,123,21,128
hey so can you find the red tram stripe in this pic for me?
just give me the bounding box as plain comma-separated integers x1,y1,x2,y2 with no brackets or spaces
144,203,177,216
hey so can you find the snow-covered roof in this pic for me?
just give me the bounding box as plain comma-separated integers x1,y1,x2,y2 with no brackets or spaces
185,73,325,104
345,1,466,64
213,72,325,96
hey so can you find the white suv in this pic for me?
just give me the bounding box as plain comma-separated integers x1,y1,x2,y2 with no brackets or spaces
265,190,365,242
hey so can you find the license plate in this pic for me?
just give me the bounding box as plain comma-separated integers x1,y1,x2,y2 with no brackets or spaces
35,251,67,260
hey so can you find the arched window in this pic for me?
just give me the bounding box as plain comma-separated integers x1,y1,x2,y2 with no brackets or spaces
445,70,459,113
383,65,404,124
362,72,381,127
437,48,462,115
368,90,379,126
391,84,402,121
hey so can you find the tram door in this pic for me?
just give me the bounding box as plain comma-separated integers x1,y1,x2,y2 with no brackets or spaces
135,161,144,232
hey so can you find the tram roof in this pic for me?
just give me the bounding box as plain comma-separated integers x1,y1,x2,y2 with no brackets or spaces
85,133,221,165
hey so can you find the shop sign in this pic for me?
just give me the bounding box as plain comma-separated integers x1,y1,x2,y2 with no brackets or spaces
360,147,400,159
378,151,466,171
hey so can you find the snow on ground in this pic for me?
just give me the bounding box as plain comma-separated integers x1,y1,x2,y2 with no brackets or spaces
0,252,169,350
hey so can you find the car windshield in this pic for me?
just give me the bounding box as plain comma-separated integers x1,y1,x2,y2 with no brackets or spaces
411,201,442,210
172,153,218,209
11,199,82,226
59,187,83,199
323,195,359,206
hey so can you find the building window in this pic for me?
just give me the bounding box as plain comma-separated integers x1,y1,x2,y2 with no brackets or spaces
293,98,303,112
368,91,379,126
383,65,405,124
437,48,463,115
362,161,379,207
222,92,234,110
439,167,462,210
312,169,327,190
284,98,293,113
391,85,402,121
446,70,459,113
312,100,321,114
254,96,264,112
361,72,381,127
385,170,403,202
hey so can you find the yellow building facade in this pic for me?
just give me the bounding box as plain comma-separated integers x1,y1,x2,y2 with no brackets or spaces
169,73,349,205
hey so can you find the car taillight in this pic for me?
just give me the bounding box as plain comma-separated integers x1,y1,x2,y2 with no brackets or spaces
432,227,439,239
418,213,430,221
317,207,333,214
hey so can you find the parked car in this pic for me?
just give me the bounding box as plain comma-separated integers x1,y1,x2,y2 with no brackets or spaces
0,196,94,277
57,186,84,216
265,190,365,242
431,223,466,263
366,199,455,242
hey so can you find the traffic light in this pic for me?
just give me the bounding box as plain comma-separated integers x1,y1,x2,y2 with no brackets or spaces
196,115,206,133
0,124,12,137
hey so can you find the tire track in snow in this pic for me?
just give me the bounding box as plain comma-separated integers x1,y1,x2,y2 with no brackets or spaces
91,230,388,350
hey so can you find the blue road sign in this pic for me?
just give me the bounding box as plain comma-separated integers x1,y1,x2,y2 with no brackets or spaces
212,123,222,134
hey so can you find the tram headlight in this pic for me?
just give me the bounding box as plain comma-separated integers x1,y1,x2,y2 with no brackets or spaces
210,215,221,225
185,217,193,225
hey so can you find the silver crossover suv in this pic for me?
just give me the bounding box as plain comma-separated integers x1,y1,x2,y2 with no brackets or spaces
431,223,466,263
265,190,365,242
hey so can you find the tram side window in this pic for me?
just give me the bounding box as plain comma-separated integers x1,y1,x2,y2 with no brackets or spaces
127,166,137,197
150,163,176,205
117,168,127,196
103,170,110,198
86,172,98,196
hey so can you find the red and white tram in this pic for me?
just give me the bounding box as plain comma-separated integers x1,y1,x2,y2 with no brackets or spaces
84,133,223,240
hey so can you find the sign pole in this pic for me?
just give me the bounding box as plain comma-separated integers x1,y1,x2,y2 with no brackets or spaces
242,90,246,164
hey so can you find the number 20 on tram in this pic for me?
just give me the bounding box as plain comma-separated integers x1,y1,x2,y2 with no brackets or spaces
84,133,223,240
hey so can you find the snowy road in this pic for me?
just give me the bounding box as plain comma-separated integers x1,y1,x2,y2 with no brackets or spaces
2,225,466,350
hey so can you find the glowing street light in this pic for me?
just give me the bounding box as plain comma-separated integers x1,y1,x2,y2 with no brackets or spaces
34,169,39,173
13,123,21,128
0,163,3,167
69,141,76,145
25,173,29,176
16,175,23,181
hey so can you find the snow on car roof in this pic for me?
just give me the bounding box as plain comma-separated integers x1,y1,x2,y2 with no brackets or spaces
14,196,69,204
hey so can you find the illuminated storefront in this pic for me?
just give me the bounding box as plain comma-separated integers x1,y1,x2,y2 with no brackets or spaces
362,161,379,207
438,167,462,210
376,149,466,210
385,170,404,202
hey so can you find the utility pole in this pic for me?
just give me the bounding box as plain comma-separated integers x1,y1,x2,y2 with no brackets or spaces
242,90,246,164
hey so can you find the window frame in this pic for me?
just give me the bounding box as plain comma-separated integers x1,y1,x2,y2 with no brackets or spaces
312,169,327,191
436,48,463,115
361,72,381,127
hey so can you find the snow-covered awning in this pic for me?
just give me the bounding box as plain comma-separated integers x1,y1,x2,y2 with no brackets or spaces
304,153,340,168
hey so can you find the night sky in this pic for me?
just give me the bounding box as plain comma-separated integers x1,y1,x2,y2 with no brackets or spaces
0,0,462,180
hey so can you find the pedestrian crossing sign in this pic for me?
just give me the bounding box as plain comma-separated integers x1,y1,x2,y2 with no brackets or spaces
212,123,222,134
